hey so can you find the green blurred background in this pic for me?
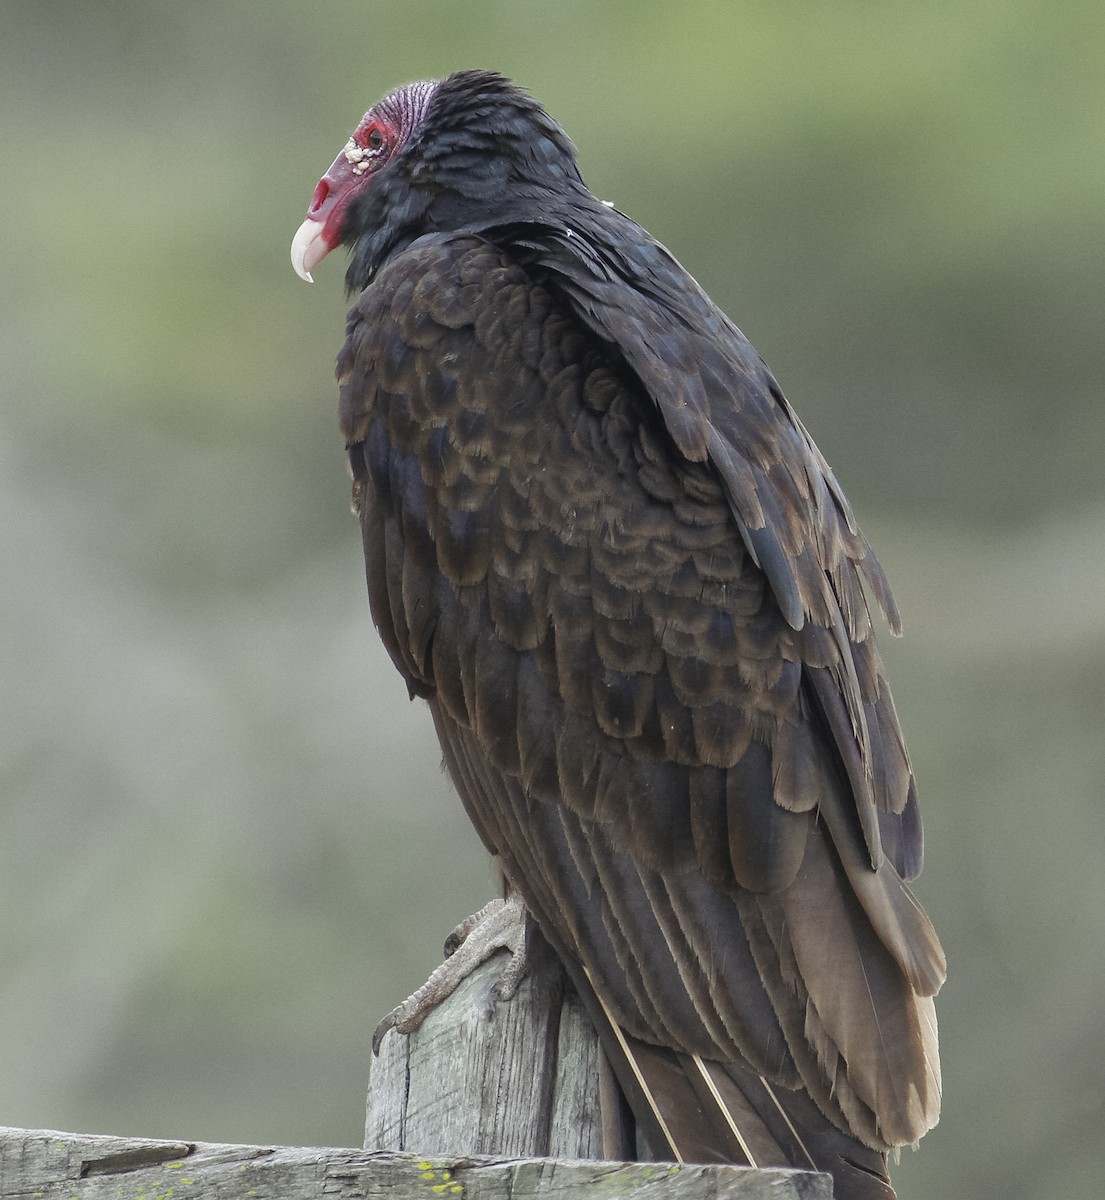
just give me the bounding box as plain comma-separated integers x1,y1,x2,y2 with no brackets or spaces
2,3,1102,1198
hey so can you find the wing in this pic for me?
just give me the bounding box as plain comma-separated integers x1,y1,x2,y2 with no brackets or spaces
339,231,943,1155
503,214,920,877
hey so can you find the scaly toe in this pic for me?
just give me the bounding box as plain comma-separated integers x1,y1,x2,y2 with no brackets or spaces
373,894,529,1053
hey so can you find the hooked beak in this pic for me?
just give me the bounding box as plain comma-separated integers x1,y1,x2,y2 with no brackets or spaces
290,152,359,282
290,216,328,283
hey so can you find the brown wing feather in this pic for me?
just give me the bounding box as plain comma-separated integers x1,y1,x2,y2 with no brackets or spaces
342,234,942,1169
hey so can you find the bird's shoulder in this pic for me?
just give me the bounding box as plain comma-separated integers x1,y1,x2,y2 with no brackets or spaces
338,227,760,604
338,229,732,528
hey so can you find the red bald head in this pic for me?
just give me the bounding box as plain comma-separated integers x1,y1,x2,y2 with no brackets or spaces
291,81,436,281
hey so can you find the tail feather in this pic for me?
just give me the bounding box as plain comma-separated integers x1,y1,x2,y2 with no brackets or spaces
686,1055,766,1166
583,967,687,1162
730,1068,897,1199
778,823,941,1146
819,777,947,998
579,961,900,1199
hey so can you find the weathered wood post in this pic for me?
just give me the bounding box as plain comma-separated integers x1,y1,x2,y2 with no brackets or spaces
366,944,608,1158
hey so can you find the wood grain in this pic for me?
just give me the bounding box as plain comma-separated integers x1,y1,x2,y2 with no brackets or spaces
0,1126,832,1198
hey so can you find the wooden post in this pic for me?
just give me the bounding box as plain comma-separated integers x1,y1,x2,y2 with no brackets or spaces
366,943,608,1158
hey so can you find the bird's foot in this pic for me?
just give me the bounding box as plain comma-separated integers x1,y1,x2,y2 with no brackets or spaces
372,894,528,1054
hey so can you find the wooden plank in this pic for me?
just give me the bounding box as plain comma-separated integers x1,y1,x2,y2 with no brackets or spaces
0,1127,833,1199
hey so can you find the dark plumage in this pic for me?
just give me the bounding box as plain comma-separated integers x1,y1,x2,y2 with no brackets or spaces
293,70,944,1199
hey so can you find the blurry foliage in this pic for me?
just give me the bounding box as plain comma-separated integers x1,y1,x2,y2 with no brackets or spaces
1,3,1103,1198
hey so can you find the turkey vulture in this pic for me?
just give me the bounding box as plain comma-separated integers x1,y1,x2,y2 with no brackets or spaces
292,70,943,1199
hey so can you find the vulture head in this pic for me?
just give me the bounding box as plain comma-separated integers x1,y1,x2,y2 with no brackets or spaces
291,70,583,288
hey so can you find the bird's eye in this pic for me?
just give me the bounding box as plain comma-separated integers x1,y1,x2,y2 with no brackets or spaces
366,127,384,150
